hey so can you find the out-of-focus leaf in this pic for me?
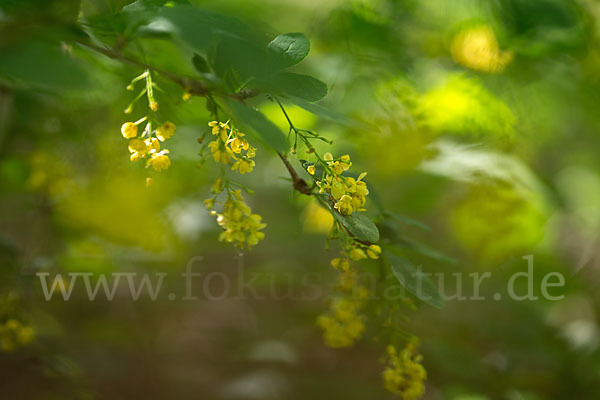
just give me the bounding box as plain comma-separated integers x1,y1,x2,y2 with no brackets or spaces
121,0,167,31
267,32,310,69
156,4,249,52
192,53,210,73
226,99,288,152
399,238,457,264
385,252,444,309
334,212,380,243
213,38,275,89
257,72,327,102
286,96,366,128
385,211,431,231
0,41,89,90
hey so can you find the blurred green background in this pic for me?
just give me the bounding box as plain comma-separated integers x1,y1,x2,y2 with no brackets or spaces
1,0,600,398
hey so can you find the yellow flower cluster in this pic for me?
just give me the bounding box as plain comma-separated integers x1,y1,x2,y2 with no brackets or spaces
0,319,35,352
330,243,381,271
316,153,369,216
121,121,175,172
208,121,256,174
382,342,427,399
210,189,266,249
318,248,372,348
317,296,366,348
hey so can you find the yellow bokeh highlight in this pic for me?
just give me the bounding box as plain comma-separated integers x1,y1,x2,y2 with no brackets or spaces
451,25,513,73
450,182,547,261
302,200,333,234
418,75,515,139
57,176,172,250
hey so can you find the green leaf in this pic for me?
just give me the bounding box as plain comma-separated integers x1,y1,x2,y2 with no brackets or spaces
192,53,210,73
334,212,380,243
267,32,310,69
156,5,249,52
385,253,445,309
399,238,457,264
0,41,89,90
386,212,431,232
213,38,275,89
225,99,288,152
257,72,327,102
286,95,366,129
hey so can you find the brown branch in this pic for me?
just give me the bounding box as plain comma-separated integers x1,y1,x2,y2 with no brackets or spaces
277,152,312,195
77,41,259,100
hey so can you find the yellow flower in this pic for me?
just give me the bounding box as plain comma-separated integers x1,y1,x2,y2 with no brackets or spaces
5,319,20,330
334,194,354,216
128,139,148,162
330,257,350,271
307,165,316,175
208,140,233,164
145,137,160,153
211,189,266,249
331,180,346,200
229,137,249,154
382,343,427,399
182,92,192,101
0,319,36,352
232,158,255,174
247,230,265,246
121,122,138,139
336,269,358,292
317,297,365,348
327,154,352,174
17,326,35,346
315,153,369,216
352,194,366,210
156,122,176,142
349,247,367,260
209,120,229,142
340,154,352,169
367,244,381,259
147,151,171,171
149,101,159,111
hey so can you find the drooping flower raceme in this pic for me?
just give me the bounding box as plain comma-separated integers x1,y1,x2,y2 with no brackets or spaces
317,296,366,348
207,121,257,174
120,71,176,180
210,189,266,249
382,342,427,399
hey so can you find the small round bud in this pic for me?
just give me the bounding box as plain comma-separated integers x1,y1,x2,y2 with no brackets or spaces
366,244,381,259
121,122,138,139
